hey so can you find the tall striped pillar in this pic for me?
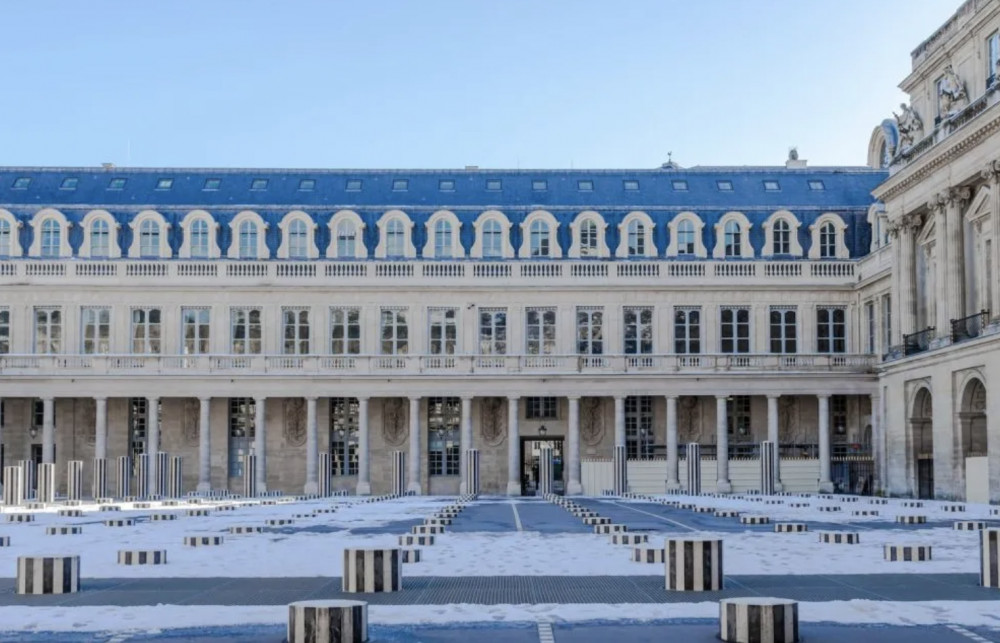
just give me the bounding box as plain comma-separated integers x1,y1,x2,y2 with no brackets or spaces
317,452,332,497
981,528,1000,588
760,441,776,496
686,443,702,495
114,456,131,499
2,465,24,506
17,460,35,500
538,446,554,496
465,448,480,495
66,460,84,501
154,452,169,498
135,454,150,499
92,457,108,499
36,463,56,503
391,450,406,496
166,456,183,498
243,454,257,498
612,444,627,496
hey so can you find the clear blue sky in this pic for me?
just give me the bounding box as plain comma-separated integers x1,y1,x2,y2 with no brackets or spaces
0,1,957,169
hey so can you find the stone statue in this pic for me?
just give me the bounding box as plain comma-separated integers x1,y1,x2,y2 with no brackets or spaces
893,103,923,148
938,64,968,118
788,147,799,161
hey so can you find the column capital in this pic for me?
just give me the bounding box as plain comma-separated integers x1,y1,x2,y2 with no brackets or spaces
356,395,370,403
766,394,780,401
566,395,581,402
980,159,1000,183
254,395,267,403
664,394,679,401
816,393,831,400
408,396,421,402
944,185,972,207
305,396,318,403
198,396,211,404
715,394,729,401
94,396,108,403
507,395,521,401
460,394,474,402
613,394,626,401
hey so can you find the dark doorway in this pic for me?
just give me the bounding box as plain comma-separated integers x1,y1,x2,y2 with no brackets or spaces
520,437,564,496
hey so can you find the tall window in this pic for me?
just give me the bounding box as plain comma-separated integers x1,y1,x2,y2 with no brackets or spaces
428,397,461,476
526,397,557,420
330,307,361,355
428,308,457,355
91,219,110,258
819,223,837,259
865,302,876,354
379,307,408,355
579,220,598,257
830,395,848,438
182,307,210,355
817,306,846,353
282,307,310,355
727,395,751,441
624,307,653,354
81,307,111,354
139,219,160,257
336,221,356,258
288,219,308,259
131,307,162,354
625,396,654,459
768,307,796,354
479,308,507,355
882,294,892,350
231,308,262,354
720,307,750,354
724,220,741,257
773,219,790,254
330,397,359,475
677,220,695,255
0,219,11,256
40,219,60,258
189,219,209,258
386,219,405,258
529,219,550,257
34,307,62,354
238,220,258,259
526,307,556,355
228,397,255,478
129,398,149,467
482,219,503,258
674,307,701,354
576,307,603,355
988,31,1000,85
0,308,9,354
434,219,453,258
627,220,645,257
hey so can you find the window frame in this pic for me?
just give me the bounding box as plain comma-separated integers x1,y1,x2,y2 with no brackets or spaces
768,306,797,354
720,306,751,354
816,306,847,354
131,306,162,354
281,307,311,356
330,307,361,355
478,307,507,355
81,306,111,355
231,307,263,355
673,307,701,354
525,307,557,355
379,307,408,355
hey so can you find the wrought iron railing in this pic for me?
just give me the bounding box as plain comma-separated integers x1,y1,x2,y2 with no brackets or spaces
951,310,990,344
778,444,818,458
902,326,936,356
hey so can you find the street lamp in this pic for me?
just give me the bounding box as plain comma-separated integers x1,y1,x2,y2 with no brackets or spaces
538,425,548,437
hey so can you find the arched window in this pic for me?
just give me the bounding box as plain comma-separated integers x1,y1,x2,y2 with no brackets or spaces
677,219,695,255
0,219,10,256
773,219,790,254
40,219,61,258
238,220,258,259
724,220,741,258
530,219,550,257
386,219,405,258
482,219,502,258
139,219,160,258
434,219,453,258
91,219,110,258
580,220,598,257
288,219,308,259
337,220,356,258
627,220,645,257
189,219,209,258
819,222,836,258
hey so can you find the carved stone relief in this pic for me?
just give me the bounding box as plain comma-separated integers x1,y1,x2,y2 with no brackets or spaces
82,399,96,446
283,398,306,447
480,397,507,446
382,398,407,447
580,397,605,446
182,399,199,447
678,396,701,443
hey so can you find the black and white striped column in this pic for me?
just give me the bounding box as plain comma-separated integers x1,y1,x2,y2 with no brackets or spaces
760,441,776,496
612,444,627,496
665,538,723,591
155,452,169,498
243,454,258,498
719,597,799,643
2,465,23,506
980,528,1000,588
686,443,701,495
16,556,79,595
288,600,368,643
318,452,332,497
17,460,35,500
391,451,406,497
135,454,150,499
538,446,554,497
66,460,83,501
37,463,56,503
884,545,931,561
464,448,480,495
118,550,167,565
342,548,401,592
166,456,182,498
115,456,131,499
92,457,108,500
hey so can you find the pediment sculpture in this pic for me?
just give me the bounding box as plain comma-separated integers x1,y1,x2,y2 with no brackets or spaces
893,103,923,148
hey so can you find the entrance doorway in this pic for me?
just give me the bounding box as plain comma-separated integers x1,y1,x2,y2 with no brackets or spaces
520,437,564,496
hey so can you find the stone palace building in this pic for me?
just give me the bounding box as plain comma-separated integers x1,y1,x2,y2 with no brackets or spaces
0,0,998,501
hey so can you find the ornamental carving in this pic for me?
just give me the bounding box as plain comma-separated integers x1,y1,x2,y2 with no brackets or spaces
479,397,507,446
893,102,923,148
182,399,199,447
938,64,968,118
283,398,306,447
580,397,605,446
82,399,96,446
678,396,701,443
779,397,799,443
980,159,1000,182
946,186,971,207
382,398,407,446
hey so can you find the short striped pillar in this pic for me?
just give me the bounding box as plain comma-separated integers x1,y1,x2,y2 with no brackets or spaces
2,465,24,505
92,457,108,499
36,463,56,503
115,456,131,499
538,446,554,496
612,444,627,496
759,441,776,496
16,556,80,595
165,456,182,498
719,597,799,643
980,528,1000,588
243,454,258,498
66,460,84,501
818,531,859,544
135,454,150,499
155,452,169,497
118,550,167,565
884,544,931,561
342,548,401,593
17,460,36,500
464,448,480,495
632,547,666,563
686,443,702,495
665,538,723,591
317,453,332,497
288,599,368,643
391,451,406,497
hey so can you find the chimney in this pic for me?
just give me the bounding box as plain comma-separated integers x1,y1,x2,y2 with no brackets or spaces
464,165,479,171
101,162,115,170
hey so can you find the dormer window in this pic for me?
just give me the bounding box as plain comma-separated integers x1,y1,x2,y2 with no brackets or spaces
717,180,733,191
203,178,222,191
392,179,409,191
808,180,825,191
12,177,31,190
532,180,547,191
108,178,127,190
763,180,780,191
439,179,455,191
623,180,639,191
577,180,594,192
155,178,173,190
250,178,268,190
672,180,688,191
345,179,362,191
298,179,316,191
486,179,502,191
60,178,78,190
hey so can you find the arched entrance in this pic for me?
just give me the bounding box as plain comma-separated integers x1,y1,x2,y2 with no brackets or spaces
910,388,934,499
960,378,987,458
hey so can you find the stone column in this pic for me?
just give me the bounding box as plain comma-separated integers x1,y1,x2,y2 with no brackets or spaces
146,397,159,494
506,396,520,495
94,397,108,461
407,397,421,494
945,187,971,326
41,397,55,464
613,395,626,447
665,395,680,491
896,214,919,338
715,395,731,493
766,395,782,491
356,397,371,495
459,396,473,495
870,391,882,494
566,396,582,495
254,396,267,493
931,195,950,336
304,397,318,495
197,397,211,492
818,394,833,493
982,161,1000,323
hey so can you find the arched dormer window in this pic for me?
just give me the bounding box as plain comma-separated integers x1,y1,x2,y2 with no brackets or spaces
91,220,110,257
615,212,656,258
28,209,72,258
434,220,453,257
867,204,888,251
0,210,21,258
712,211,753,259
761,211,803,257
808,213,849,260
569,211,609,258
666,212,707,258
128,211,171,258
422,210,463,259
374,210,416,259
386,220,405,258
179,210,220,259
190,220,209,257
530,220,549,257
228,211,269,260
140,220,159,257
327,210,367,259
79,210,120,259
518,210,561,259
472,210,513,259
277,211,318,259
40,219,60,257
773,220,790,254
